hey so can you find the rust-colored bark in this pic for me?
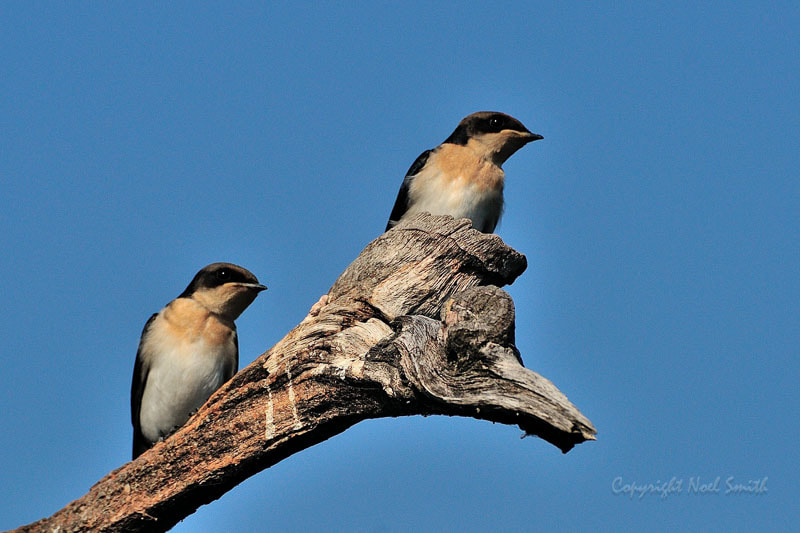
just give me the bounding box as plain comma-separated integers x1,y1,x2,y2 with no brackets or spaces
16,213,596,533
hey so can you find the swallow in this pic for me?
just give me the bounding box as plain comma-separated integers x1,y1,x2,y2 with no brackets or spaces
385,111,542,233
130,262,266,459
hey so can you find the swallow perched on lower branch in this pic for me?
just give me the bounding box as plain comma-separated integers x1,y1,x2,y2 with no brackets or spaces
386,111,542,233
130,262,266,459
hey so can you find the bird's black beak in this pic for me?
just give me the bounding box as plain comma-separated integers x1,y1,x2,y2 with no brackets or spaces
525,132,544,142
241,283,268,292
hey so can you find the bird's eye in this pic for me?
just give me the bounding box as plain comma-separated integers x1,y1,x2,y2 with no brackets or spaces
216,269,231,281
488,116,504,132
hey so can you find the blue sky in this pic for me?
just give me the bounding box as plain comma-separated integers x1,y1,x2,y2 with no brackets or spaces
1,2,797,531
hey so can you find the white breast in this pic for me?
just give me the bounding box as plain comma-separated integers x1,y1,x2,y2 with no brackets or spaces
406,153,504,233
138,318,236,443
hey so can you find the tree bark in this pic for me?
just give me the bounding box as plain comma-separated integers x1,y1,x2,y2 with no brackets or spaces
16,213,596,533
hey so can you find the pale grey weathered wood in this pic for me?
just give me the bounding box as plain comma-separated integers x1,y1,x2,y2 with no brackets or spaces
395,286,595,448
16,213,595,533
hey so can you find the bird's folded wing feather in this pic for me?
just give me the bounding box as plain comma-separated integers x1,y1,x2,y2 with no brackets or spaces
385,149,432,231
131,313,157,456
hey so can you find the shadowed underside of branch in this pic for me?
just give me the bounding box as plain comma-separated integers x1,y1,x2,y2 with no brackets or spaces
17,213,596,533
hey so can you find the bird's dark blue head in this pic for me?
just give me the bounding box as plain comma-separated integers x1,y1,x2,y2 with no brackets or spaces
442,111,543,165
444,111,539,146
179,263,265,299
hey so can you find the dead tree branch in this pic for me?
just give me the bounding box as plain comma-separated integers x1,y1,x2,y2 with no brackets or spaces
16,213,596,533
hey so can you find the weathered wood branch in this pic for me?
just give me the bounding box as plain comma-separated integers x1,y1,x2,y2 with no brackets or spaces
16,213,596,533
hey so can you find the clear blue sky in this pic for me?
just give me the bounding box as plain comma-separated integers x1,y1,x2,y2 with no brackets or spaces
1,3,797,531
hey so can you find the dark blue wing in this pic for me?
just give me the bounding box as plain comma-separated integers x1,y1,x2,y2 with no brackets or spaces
229,329,239,381
131,313,157,459
385,150,432,231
